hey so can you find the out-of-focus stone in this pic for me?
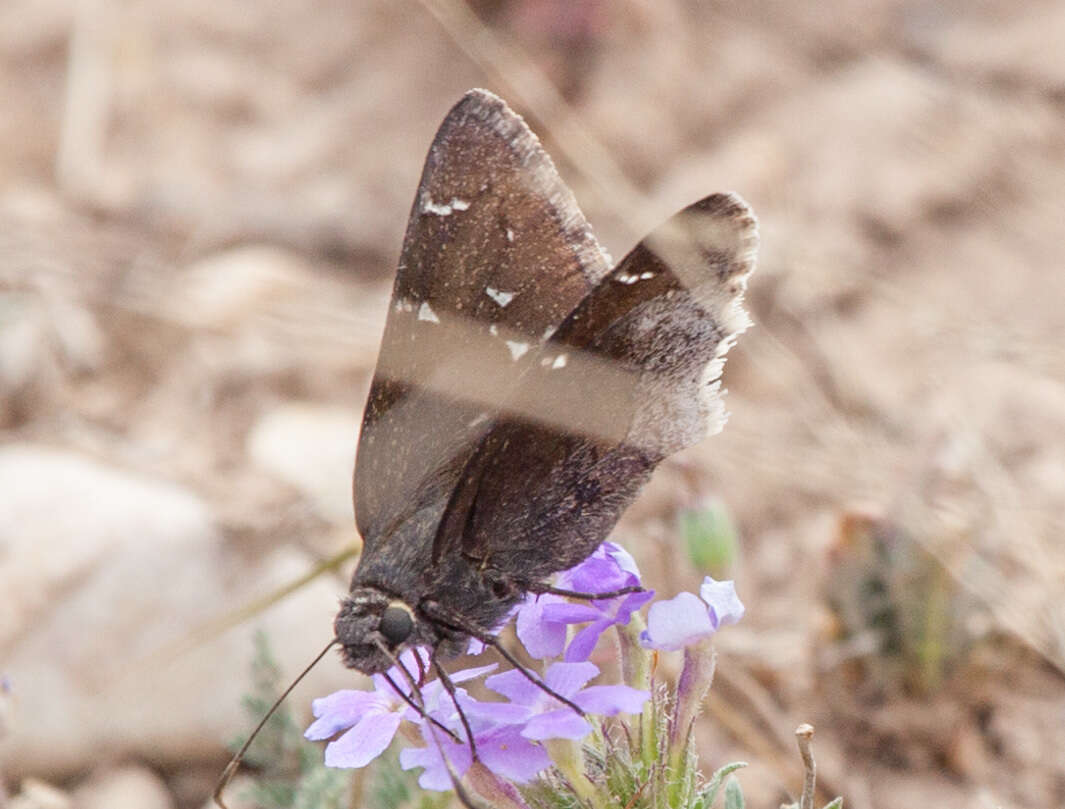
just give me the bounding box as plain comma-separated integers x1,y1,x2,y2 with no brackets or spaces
0,446,214,650
7,778,72,809
166,245,315,331
0,445,354,778
73,765,174,809
247,402,360,526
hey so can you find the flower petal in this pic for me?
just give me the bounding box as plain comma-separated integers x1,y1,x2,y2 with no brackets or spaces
573,684,649,715
641,591,716,650
484,668,543,706
563,620,612,662
323,710,403,768
543,661,599,697
305,690,389,739
460,693,532,727
604,542,641,579
564,553,632,593
450,662,499,684
516,594,568,659
615,589,656,622
476,725,553,781
399,735,474,791
521,709,591,741
541,601,601,623
700,577,745,627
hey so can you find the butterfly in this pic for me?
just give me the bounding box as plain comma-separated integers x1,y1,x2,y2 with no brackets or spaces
214,89,756,809
335,89,757,683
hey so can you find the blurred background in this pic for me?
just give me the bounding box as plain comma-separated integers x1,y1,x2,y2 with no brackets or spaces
2,0,1064,807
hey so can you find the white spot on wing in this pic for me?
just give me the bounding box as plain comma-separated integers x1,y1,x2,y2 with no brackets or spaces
489,324,499,336
539,353,568,370
485,287,515,307
394,298,415,313
417,302,439,323
506,227,515,242
505,340,529,360
542,325,557,340
421,195,471,216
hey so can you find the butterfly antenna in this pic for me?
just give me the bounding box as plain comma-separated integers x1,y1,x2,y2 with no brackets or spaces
213,638,338,809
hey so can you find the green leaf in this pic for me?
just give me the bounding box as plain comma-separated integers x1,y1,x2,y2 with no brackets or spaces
723,777,745,809
821,798,844,809
694,761,746,809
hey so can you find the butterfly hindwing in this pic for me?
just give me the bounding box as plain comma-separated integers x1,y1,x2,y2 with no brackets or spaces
433,193,758,579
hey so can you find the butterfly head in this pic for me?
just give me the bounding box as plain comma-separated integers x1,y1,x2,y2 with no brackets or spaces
335,588,421,673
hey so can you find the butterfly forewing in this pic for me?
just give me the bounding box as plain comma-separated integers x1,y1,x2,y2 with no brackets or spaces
433,193,757,579
354,90,612,549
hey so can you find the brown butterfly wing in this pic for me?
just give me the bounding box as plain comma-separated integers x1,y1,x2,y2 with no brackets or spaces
433,193,758,579
353,90,612,551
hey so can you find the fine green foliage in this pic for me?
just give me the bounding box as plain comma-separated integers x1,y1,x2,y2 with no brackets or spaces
692,763,748,809
780,789,845,809
824,513,974,696
232,631,439,809
230,631,350,809
517,642,747,809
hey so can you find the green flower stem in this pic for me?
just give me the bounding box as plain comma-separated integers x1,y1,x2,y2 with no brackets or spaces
617,612,651,691
614,616,657,770
669,640,716,776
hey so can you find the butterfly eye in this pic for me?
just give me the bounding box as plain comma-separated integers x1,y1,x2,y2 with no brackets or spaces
379,604,414,647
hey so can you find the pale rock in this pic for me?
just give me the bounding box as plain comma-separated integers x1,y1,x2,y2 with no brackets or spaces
0,294,104,427
0,445,355,778
0,446,212,650
246,402,360,526
7,779,72,809
73,765,174,809
166,245,315,330
0,295,47,395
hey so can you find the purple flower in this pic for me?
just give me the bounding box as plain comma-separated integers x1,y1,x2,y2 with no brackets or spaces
398,661,649,790
307,543,657,790
640,576,745,651
516,542,654,662
304,647,496,769
484,661,649,741
397,676,550,788
401,717,551,789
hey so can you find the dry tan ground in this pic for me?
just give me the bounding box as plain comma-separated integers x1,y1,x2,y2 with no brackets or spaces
2,1,1064,808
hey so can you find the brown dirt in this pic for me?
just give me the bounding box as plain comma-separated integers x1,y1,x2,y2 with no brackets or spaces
2,1,1064,807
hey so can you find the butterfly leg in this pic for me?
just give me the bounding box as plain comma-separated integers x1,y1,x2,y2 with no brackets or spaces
528,582,645,600
421,599,585,716
432,659,480,759
378,669,463,744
